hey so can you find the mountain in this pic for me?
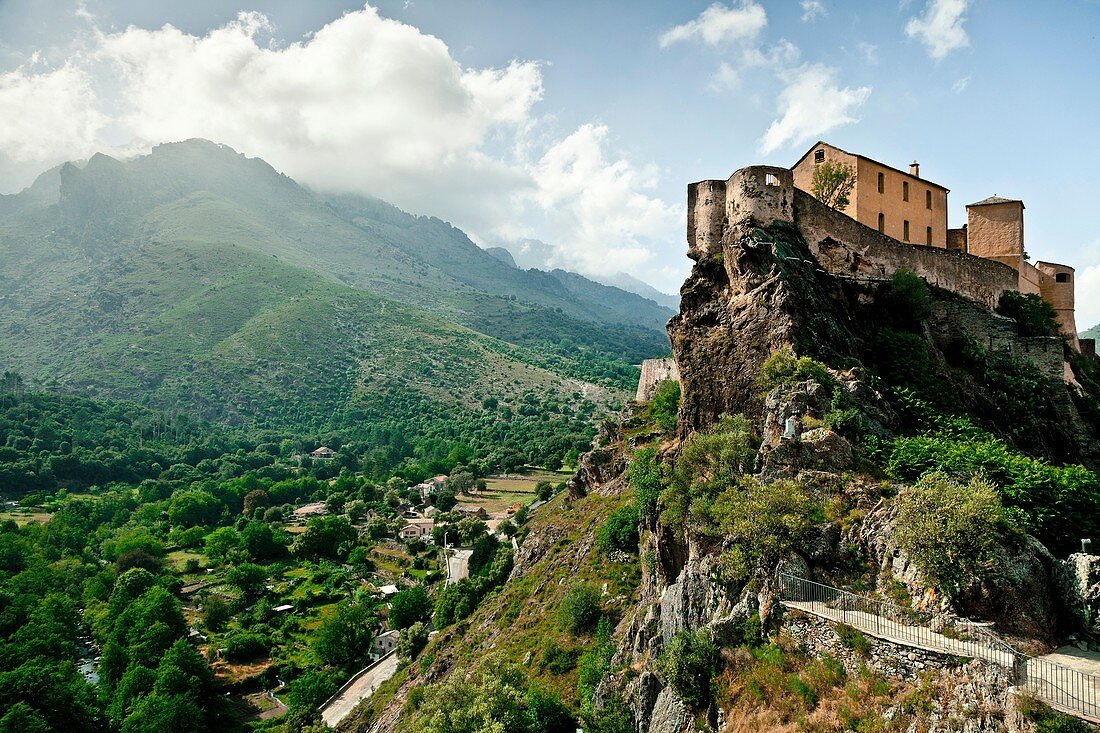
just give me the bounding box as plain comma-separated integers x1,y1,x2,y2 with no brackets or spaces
1082,322,1100,341
594,271,679,311
482,246,517,268
0,139,671,432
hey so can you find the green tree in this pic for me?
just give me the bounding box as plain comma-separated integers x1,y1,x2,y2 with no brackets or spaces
203,527,240,564
397,621,430,663
226,562,267,600
293,515,357,560
314,599,375,667
167,491,221,528
389,585,432,630
810,159,856,210
558,583,601,634
657,628,717,709
202,595,231,632
648,379,681,432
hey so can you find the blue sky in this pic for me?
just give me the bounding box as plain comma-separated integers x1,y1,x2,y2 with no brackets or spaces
0,0,1097,326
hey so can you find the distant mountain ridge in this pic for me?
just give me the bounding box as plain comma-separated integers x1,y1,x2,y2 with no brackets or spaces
1082,323,1100,341
0,139,671,429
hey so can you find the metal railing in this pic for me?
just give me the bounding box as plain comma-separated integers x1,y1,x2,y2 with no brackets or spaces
778,573,1100,723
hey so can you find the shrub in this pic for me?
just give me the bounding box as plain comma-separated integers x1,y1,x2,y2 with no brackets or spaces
998,291,1060,337
758,351,834,395
389,586,431,630
627,448,662,522
539,639,579,674
663,414,758,528
222,632,270,662
834,623,870,657
596,503,639,555
397,621,429,663
1017,694,1095,732
648,379,681,432
657,628,718,709
577,617,614,705
558,583,601,634
881,269,931,331
893,472,1015,590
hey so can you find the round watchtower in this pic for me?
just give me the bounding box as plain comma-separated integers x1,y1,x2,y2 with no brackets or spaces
727,166,794,228
1035,261,1079,349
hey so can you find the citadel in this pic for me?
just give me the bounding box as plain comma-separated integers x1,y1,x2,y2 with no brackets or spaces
638,140,1092,401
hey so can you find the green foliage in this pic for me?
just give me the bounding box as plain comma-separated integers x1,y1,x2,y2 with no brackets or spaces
433,546,513,628
880,269,932,332
662,414,758,528
657,628,718,709
627,447,662,522
389,585,432,630
314,599,376,667
893,472,1018,589
1017,694,1096,732
557,583,602,634
834,623,871,656
647,379,681,432
293,514,357,560
397,621,430,663
887,429,1100,554
758,351,834,395
999,291,1061,337
580,694,635,733
539,639,579,675
596,503,640,555
167,491,222,528
222,632,271,662
202,595,231,632
576,617,615,706
810,159,856,210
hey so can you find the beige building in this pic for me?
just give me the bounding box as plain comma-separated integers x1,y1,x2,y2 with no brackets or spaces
792,141,950,248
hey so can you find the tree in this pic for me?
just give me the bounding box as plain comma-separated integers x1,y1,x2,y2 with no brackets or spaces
293,515,357,560
558,583,601,634
810,159,856,210
446,472,475,495
241,520,283,561
226,562,267,600
389,585,432,630
203,527,240,564
314,600,375,667
648,379,681,433
202,595,231,632
397,621,429,663
167,491,221,528
242,489,270,517
657,628,717,709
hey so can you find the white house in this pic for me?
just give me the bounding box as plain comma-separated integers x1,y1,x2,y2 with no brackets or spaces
372,629,400,658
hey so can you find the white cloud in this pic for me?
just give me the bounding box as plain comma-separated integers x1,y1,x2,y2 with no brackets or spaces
952,75,971,93
905,0,970,60
0,60,104,165
858,42,879,65
659,1,767,49
758,64,871,155
0,6,680,286
1075,240,1100,332
800,1,827,23
529,124,681,274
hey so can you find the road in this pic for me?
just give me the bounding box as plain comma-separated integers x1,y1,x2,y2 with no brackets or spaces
447,549,473,584
319,652,399,728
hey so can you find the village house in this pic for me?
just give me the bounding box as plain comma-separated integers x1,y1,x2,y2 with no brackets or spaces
454,503,488,519
371,629,399,659
309,446,336,460
398,518,434,541
414,474,448,502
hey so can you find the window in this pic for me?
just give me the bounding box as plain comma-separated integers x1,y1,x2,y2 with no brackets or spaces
877,172,884,193
1056,273,1071,283
903,181,909,202
926,190,932,209
877,213,885,233
926,226,933,245
814,149,825,163
765,173,780,186
903,220,910,241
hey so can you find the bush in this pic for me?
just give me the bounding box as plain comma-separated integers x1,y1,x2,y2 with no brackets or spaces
596,503,639,555
389,586,431,630
558,583,602,634
881,269,931,331
662,414,758,528
539,640,579,674
893,472,1015,590
222,632,270,662
397,621,429,663
577,618,614,705
758,351,834,395
648,379,680,432
657,628,718,709
834,623,871,657
627,448,662,522
998,291,1060,337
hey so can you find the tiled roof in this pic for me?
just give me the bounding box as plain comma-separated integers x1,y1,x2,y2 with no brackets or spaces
967,195,1024,207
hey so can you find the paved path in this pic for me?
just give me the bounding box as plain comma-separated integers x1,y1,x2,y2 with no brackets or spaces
447,549,473,585
320,652,399,728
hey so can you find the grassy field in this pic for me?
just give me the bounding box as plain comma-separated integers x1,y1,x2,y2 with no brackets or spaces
465,469,572,515
0,508,53,526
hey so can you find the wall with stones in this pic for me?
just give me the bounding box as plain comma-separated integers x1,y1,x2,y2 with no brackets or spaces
635,358,680,402
793,189,1019,310
929,299,1066,382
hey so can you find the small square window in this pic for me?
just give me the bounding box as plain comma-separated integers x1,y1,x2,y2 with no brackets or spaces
814,149,825,163
765,173,780,186
1056,273,1071,283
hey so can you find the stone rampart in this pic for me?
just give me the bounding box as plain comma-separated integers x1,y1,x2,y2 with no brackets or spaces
635,358,679,403
930,300,1066,382
793,189,1019,310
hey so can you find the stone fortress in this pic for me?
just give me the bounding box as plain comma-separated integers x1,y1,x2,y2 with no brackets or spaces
637,140,1092,400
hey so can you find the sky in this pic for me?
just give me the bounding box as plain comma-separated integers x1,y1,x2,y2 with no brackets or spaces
0,0,1098,327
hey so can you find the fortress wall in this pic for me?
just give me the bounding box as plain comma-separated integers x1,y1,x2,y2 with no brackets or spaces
793,189,1018,310
930,300,1066,382
1019,261,1043,296
687,179,727,261
635,358,680,403
727,166,795,228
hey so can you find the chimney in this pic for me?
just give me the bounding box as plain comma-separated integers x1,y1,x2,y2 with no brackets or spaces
910,160,920,177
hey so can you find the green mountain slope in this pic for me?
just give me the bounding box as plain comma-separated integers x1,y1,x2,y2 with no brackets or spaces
0,140,667,434
1081,323,1099,341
